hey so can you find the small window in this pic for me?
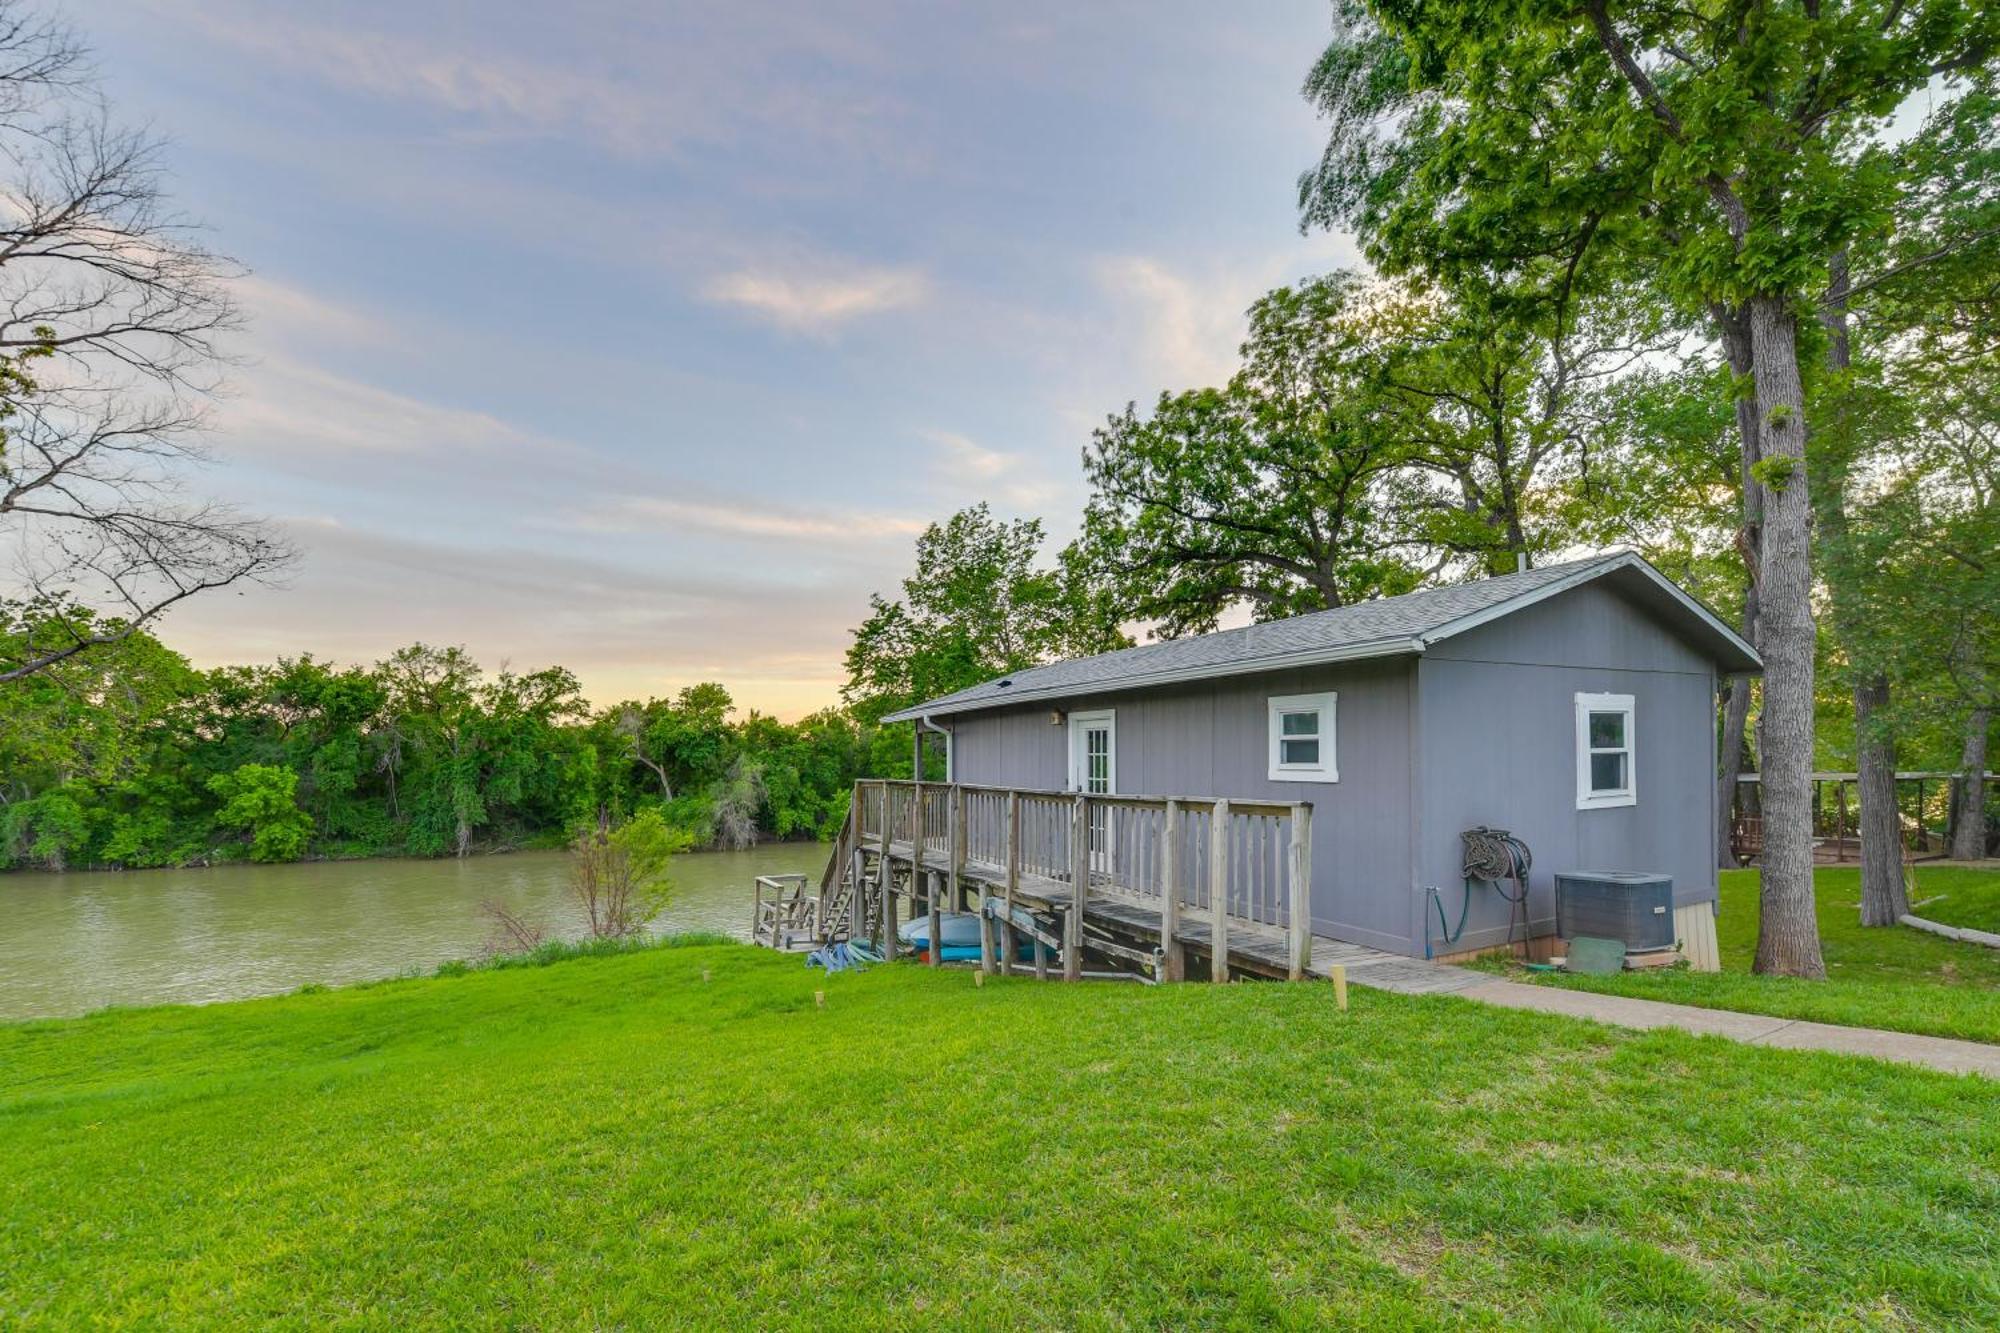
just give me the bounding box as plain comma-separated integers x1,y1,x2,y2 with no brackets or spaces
1575,692,1635,809
1268,692,1337,782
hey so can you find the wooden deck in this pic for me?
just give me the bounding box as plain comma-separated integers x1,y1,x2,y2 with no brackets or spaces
781,779,1476,992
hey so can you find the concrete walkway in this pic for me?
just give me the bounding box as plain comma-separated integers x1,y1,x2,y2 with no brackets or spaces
1346,963,2000,1078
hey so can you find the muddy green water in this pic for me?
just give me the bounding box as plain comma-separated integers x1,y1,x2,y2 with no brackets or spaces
0,843,830,1021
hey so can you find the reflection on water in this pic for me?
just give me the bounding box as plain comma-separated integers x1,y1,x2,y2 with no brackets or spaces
0,842,830,1020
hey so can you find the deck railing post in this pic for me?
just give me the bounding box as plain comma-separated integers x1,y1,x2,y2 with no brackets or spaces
1209,799,1231,983
1287,802,1312,981
1160,798,1184,981
1065,794,1087,980
1001,791,1020,977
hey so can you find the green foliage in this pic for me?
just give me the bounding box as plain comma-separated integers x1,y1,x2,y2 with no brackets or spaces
1748,454,1798,493
843,503,1132,723
1079,274,1428,634
2,944,1996,1325
1,626,883,872
207,765,314,864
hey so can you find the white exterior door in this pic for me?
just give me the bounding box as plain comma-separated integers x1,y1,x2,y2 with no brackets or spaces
1068,710,1115,875
1068,710,1115,795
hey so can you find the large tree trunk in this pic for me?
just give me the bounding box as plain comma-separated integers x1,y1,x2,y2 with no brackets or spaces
1854,678,1909,924
1713,303,1763,869
1954,708,1991,860
1816,254,1903,926
1746,295,1825,979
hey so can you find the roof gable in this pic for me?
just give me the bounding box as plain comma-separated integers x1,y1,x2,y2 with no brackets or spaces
882,552,1757,723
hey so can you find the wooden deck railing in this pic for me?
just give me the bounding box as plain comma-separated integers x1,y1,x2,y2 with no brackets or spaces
840,778,1313,981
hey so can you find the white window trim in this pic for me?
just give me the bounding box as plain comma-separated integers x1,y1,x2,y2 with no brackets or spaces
1575,692,1636,809
1067,709,1116,794
1267,692,1338,783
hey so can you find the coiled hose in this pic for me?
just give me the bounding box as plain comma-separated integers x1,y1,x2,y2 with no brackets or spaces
1425,827,1534,958
1462,826,1532,957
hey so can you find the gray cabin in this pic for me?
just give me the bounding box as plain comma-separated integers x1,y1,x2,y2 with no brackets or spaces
884,552,1758,966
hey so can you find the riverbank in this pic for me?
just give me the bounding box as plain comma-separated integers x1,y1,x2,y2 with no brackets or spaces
4,939,1994,1327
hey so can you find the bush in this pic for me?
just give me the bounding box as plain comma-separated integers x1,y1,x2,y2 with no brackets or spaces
570,809,693,938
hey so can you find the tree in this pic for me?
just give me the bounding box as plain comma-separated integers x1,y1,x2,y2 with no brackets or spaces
0,7,288,680
1078,274,1425,635
843,504,1132,726
207,764,313,863
1300,0,2000,976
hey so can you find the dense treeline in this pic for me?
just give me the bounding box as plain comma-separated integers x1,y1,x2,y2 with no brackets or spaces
0,618,872,871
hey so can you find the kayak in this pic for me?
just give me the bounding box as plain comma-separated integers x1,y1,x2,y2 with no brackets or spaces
898,911,984,950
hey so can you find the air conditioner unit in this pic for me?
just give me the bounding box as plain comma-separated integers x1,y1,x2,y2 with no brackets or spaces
1554,871,1675,953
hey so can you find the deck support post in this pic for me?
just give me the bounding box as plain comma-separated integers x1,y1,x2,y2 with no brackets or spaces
1160,799,1184,981
1000,791,1020,977
927,785,946,968
1209,799,1231,983
1287,803,1312,981
1065,795,1087,980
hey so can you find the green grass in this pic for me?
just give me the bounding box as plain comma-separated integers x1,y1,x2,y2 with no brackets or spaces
1480,866,2000,1044
4,943,1998,1328
1911,863,2000,933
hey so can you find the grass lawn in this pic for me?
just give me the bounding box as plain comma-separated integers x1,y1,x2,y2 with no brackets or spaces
4,942,1999,1328
1479,866,2000,1045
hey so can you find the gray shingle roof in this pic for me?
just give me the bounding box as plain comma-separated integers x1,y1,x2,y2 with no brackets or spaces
883,552,1757,722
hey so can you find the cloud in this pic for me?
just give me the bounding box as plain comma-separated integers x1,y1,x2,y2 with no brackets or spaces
218,356,543,460
918,429,1063,509
162,2,923,168
558,494,928,545
1093,255,1249,390
700,263,930,335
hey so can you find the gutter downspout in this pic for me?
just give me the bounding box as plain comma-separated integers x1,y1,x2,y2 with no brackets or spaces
919,714,952,783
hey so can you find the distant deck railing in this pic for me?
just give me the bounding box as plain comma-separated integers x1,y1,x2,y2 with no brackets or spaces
836,778,1313,981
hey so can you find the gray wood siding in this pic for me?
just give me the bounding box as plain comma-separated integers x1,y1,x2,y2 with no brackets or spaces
945,658,1417,950
945,579,1727,959
1414,581,1720,955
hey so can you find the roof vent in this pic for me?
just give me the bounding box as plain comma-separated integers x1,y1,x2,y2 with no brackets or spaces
996,678,1012,687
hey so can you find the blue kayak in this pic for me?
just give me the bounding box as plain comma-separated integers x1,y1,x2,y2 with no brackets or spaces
898,912,984,950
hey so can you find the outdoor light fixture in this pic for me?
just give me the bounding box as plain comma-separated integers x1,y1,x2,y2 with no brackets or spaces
1051,709,1066,726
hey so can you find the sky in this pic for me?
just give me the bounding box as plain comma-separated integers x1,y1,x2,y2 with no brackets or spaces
85,1,1358,718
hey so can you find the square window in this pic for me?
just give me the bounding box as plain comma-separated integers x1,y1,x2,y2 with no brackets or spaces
1268,692,1336,782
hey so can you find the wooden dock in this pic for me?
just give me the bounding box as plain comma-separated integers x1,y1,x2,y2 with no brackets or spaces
760,779,1478,993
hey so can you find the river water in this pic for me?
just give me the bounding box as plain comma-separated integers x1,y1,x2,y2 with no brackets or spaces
0,842,830,1021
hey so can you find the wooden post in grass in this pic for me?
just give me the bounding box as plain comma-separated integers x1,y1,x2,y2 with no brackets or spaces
1065,794,1087,980
1001,791,1020,977
1209,799,1231,983
1331,964,1348,1011
1287,803,1312,982
1160,799,1184,982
